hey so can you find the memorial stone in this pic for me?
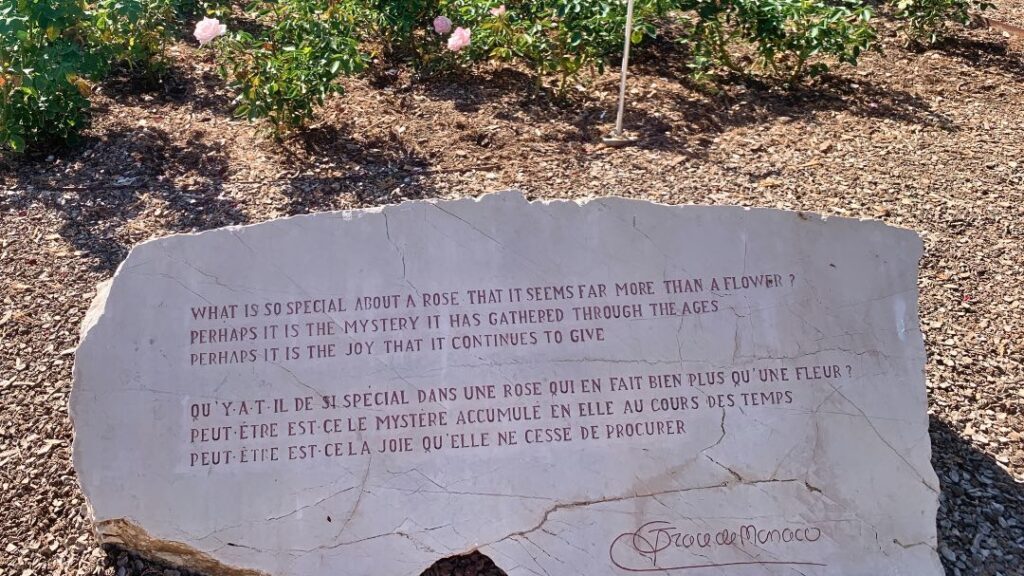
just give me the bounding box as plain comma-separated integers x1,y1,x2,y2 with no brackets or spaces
72,192,943,575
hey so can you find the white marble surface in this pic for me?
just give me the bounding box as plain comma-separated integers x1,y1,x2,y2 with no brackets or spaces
72,192,942,575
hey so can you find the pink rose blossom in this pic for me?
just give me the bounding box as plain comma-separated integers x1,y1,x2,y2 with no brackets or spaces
433,15,453,35
447,27,471,52
490,5,506,17
193,17,226,46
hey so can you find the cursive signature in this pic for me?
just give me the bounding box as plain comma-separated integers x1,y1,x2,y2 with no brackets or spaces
608,520,827,572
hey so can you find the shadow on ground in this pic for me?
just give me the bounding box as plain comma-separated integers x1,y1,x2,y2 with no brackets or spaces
99,58,235,115
933,32,1024,79
4,28,967,240
4,118,443,272
626,33,955,153
931,416,1024,575
408,66,619,145
7,126,245,272
271,123,440,215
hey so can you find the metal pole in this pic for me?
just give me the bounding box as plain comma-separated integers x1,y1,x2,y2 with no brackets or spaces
613,0,636,138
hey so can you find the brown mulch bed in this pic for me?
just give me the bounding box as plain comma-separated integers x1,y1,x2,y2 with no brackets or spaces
1,9,1022,576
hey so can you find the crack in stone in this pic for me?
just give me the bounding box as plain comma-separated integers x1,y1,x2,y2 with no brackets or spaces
824,381,939,494
430,203,503,245
264,486,356,522
485,484,734,549
227,230,308,297
381,466,555,501
479,478,834,574
329,453,374,540
394,531,439,555
140,273,212,304
160,244,268,297
893,539,936,550
270,361,326,398
222,224,434,412
383,211,421,296
429,202,549,275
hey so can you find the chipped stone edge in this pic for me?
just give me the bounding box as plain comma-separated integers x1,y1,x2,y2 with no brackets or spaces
79,279,112,340
68,189,929,573
69,280,107,550
97,519,270,576
70,190,926,260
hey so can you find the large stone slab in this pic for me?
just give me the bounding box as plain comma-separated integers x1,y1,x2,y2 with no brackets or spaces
72,192,942,575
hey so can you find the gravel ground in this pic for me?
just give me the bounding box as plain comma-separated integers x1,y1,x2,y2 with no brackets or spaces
1,9,1022,576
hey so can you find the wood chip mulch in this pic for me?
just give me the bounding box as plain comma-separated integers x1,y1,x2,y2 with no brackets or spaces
1,10,1022,576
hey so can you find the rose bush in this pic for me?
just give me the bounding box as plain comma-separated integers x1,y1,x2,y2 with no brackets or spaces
210,0,365,133
440,0,665,93
89,0,181,77
1,0,223,151
893,0,993,44
673,0,877,83
6,0,985,150
360,0,444,59
0,0,102,151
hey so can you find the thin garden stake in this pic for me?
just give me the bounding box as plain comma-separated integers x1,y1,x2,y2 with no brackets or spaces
602,0,634,144
610,0,634,136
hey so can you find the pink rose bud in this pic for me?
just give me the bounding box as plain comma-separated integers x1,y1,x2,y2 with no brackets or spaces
193,17,226,46
433,16,453,35
490,5,506,17
447,27,471,52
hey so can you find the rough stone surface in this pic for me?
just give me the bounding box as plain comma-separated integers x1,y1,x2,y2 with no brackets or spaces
71,192,942,575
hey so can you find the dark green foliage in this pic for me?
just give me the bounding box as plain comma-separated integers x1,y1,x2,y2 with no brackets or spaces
216,0,366,132
677,0,877,83
363,0,443,57
89,0,180,74
893,0,993,44
0,0,103,151
401,0,665,93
